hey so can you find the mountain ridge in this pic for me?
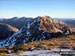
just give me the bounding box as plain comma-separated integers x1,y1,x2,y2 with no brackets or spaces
0,17,75,29
0,16,75,48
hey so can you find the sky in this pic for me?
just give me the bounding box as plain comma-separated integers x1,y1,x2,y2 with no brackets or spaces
0,0,75,18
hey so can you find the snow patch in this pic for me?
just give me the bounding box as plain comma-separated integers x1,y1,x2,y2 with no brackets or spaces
7,48,74,56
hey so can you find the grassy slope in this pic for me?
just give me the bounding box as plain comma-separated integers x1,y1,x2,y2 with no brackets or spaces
0,33,75,55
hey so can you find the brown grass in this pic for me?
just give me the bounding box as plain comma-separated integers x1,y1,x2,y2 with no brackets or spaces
0,34,75,54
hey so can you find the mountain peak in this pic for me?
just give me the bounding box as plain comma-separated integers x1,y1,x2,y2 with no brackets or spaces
0,17,75,48
37,16,62,33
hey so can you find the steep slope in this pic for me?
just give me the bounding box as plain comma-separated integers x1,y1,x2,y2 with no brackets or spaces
0,16,75,48
0,23,19,40
0,33,75,55
39,16,74,33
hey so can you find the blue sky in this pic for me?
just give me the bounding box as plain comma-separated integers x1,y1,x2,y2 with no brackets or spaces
0,0,75,18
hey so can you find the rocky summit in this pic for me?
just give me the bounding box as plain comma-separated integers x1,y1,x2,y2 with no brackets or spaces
0,16,75,48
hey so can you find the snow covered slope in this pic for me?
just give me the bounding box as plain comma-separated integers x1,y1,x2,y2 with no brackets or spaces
0,16,75,48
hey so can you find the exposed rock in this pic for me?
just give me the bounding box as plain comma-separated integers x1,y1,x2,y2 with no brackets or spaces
0,16,75,48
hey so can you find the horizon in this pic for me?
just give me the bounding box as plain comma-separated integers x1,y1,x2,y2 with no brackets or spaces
0,0,75,19
0,16,75,20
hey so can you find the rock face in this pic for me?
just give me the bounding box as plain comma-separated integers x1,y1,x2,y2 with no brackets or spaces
39,16,75,33
0,16,75,48
0,23,19,40
39,16,62,33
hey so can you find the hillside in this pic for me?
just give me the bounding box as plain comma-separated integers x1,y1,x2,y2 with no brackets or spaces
0,16,75,48
0,33,75,55
0,23,19,40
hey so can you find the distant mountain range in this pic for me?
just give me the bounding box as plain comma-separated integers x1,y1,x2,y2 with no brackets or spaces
53,18,75,26
0,17,33,29
0,16,75,48
0,17,75,29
